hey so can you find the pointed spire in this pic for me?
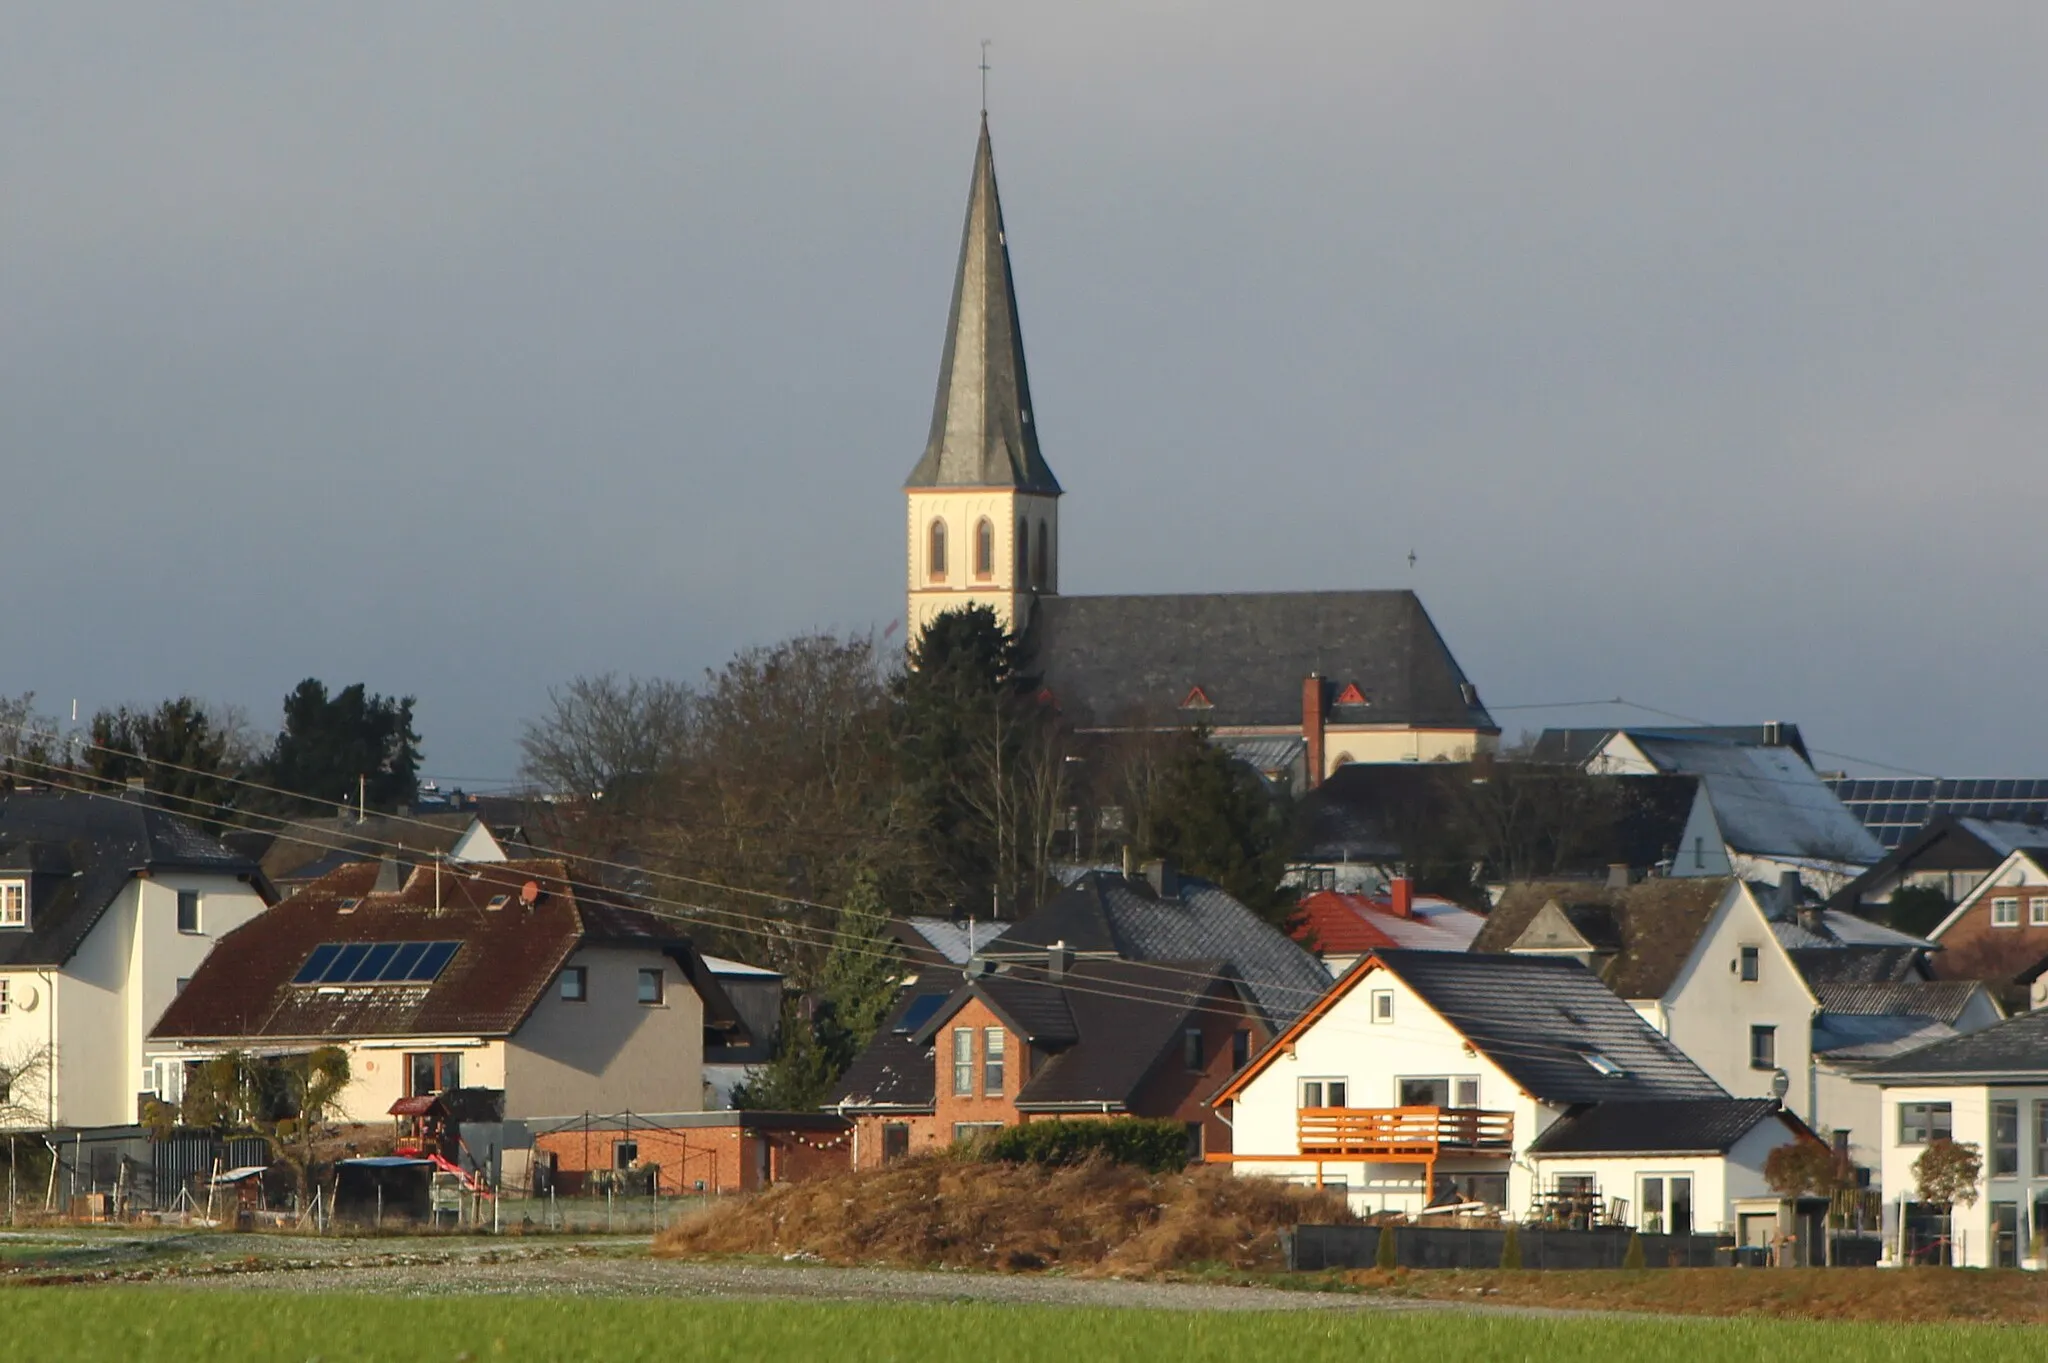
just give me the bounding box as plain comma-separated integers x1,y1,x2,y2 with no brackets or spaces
905,117,1062,494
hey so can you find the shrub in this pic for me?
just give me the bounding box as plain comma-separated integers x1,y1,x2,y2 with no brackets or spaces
1623,1232,1645,1270
1500,1223,1523,1270
1375,1224,1399,1270
980,1119,1190,1173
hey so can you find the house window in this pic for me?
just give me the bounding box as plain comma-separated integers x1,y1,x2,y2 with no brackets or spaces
1639,1176,1666,1232
1692,837,1705,870
951,1122,1002,1144
927,519,948,579
0,881,24,928
637,968,664,1005
1397,1076,1481,1108
1992,1201,2021,1268
1739,946,1759,982
983,1027,1006,1095
0,978,8,1015
973,518,994,578
1370,990,1394,1024
2034,1101,2048,1177
1017,518,1029,583
176,978,189,996
1184,1028,1205,1071
1993,897,2020,927
1749,1025,1776,1071
1231,1029,1251,1070
1993,1100,2020,1178
1898,1101,1951,1146
560,967,587,1002
407,1052,462,1096
1300,1079,1347,1109
2034,899,2048,928
952,1028,974,1097
1184,1122,1205,1161
613,1140,639,1170
882,1122,911,1163
176,891,202,934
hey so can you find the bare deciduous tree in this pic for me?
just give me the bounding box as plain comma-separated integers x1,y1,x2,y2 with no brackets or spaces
518,673,696,801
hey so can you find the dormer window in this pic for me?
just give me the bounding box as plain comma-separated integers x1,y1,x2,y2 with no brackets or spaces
0,881,24,929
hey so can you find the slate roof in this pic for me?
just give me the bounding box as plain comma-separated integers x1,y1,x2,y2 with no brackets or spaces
987,870,1332,1028
1367,951,1726,1105
1788,945,1927,985
0,792,266,970
1812,982,1986,1027
1473,879,1735,1001
1811,1014,1959,1063
903,116,1059,495
1530,725,1814,769
1626,734,1881,865
1857,1008,2048,1082
1826,813,2048,911
1030,591,1494,734
830,987,948,1110
1525,1099,1790,1155
1767,908,1931,953
151,858,740,1044
891,916,1010,968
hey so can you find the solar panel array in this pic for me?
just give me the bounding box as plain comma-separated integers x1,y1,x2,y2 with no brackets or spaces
291,941,462,986
1824,778,2048,849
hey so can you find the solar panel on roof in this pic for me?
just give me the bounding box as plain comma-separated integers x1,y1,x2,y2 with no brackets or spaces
412,941,460,981
292,943,342,984
351,942,400,983
380,941,429,981
325,943,371,982
893,992,949,1035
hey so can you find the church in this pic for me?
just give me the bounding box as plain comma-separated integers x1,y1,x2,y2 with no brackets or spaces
902,118,1497,788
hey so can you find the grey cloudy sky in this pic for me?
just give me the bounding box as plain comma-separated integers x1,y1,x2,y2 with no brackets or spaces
4,3,2044,784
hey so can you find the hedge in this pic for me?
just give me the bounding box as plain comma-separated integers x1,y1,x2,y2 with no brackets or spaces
978,1118,1191,1173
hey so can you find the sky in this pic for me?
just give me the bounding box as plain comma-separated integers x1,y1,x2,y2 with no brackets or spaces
3,3,2045,786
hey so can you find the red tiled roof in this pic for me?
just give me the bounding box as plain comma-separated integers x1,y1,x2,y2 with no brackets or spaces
151,858,727,1043
1288,892,1404,953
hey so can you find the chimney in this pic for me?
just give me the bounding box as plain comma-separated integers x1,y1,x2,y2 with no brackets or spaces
373,857,403,895
1301,675,1326,790
1778,869,1801,915
1388,875,1414,919
1047,938,1071,981
1606,863,1632,891
1763,720,1786,747
1145,858,1180,900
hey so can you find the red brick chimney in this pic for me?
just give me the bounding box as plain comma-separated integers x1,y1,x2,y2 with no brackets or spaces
1302,675,1326,789
1388,876,1414,919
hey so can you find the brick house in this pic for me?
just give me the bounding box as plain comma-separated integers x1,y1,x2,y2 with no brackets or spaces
1927,846,2048,989
833,952,1267,1168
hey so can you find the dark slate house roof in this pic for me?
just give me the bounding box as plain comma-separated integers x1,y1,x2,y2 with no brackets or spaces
830,986,948,1110
1530,725,1812,769
1826,813,2048,911
1812,981,1988,1027
1367,951,1726,1105
1857,1008,2048,1082
1526,1098,1794,1156
903,116,1059,496
1787,945,1927,986
987,870,1331,1028
0,792,267,970
152,858,741,1045
1473,879,1735,1001
1029,591,1494,735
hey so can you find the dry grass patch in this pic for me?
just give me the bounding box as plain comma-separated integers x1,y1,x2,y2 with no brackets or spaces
655,1156,1351,1274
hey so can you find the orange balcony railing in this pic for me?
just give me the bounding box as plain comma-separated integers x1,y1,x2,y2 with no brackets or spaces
1295,1106,1514,1159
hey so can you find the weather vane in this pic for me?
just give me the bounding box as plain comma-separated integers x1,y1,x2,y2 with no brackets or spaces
980,40,991,114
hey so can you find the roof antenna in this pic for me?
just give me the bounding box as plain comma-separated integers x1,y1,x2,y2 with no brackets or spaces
979,39,991,116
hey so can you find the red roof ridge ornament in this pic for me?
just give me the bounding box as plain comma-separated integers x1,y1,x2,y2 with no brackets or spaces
1179,685,1213,710
1334,683,1368,706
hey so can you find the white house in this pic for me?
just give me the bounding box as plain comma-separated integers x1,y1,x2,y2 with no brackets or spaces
0,793,274,1130
1858,1009,2048,1269
1209,950,1819,1235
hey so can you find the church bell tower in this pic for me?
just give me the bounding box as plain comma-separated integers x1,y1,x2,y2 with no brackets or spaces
903,116,1061,645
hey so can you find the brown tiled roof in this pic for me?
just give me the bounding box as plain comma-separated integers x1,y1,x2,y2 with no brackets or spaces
151,858,737,1043
1471,878,1734,1000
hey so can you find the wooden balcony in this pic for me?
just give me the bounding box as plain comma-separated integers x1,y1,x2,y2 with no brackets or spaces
1296,1106,1514,1159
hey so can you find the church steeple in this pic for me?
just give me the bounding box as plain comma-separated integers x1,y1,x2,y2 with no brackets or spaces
903,117,1062,644
905,116,1061,495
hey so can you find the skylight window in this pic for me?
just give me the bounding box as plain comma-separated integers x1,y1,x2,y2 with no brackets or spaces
893,993,950,1036
1582,1052,1626,1077
291,941,461,986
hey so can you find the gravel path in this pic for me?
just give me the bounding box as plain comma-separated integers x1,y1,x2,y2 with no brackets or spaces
136,1251,1465,1313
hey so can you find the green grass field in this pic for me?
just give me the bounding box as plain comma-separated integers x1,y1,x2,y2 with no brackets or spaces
5,1293,2035,1363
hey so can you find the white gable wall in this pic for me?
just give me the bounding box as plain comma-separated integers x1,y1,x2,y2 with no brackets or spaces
1667,789,1733,878
1225,964,1548,1216
1658,883,1817,1122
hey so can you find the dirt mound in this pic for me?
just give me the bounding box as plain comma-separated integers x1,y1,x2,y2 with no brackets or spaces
654,1156,1351,1274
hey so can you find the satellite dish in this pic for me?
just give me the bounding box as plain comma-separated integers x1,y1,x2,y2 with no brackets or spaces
519,880,542,906
15,983,37,1012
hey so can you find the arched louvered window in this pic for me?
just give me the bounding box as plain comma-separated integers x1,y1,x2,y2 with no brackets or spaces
928,519,948,580
1036,520,1051,590
974,518,995,579
1017,517,1030,584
